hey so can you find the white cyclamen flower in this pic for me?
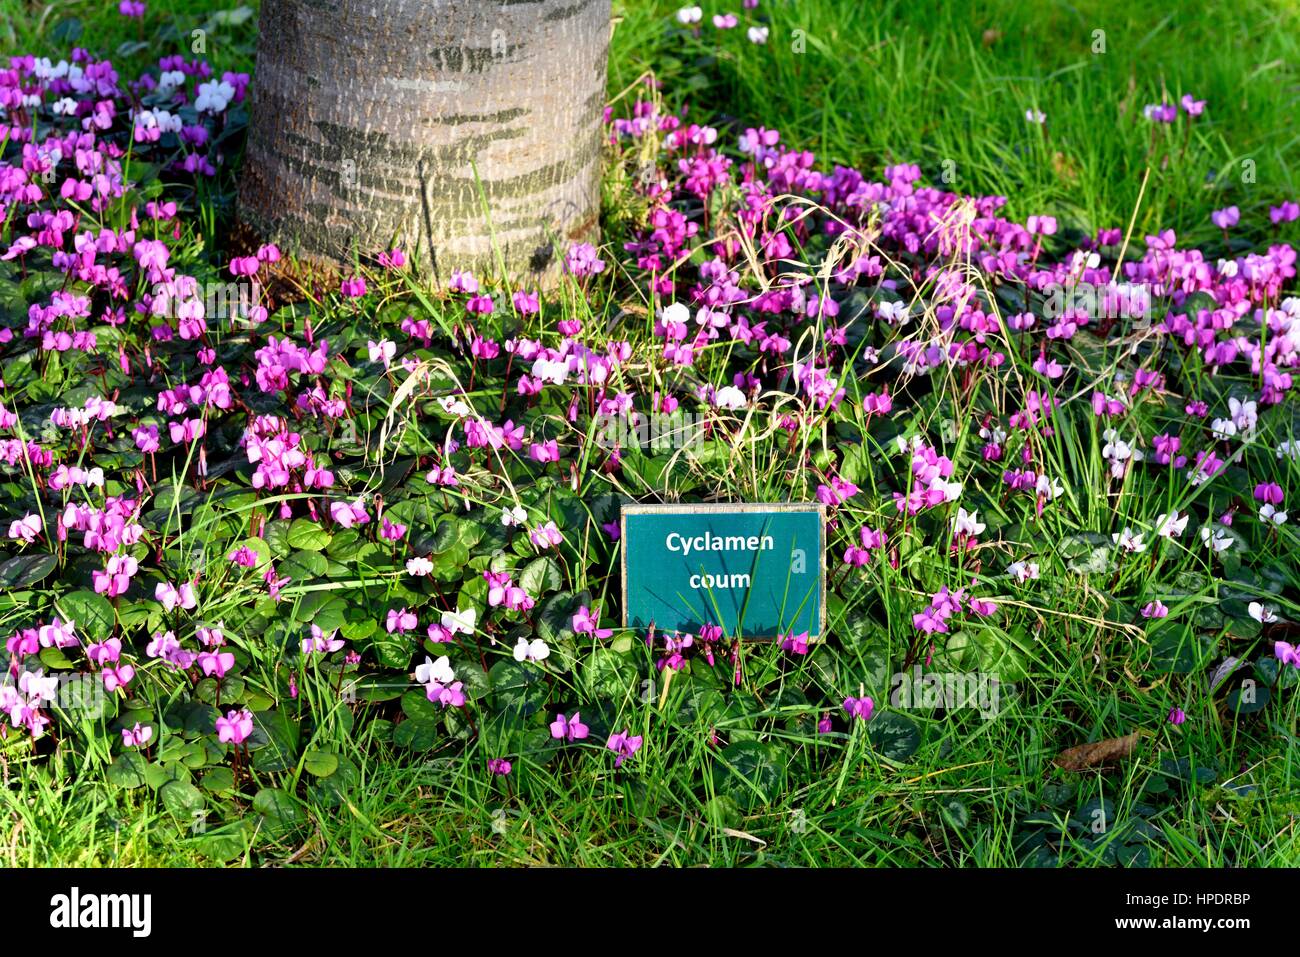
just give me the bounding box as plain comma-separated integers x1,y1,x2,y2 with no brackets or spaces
1153,511,1188,539
415,655,455,685
951,508,985,538
512,637,550,663
442,607,477,635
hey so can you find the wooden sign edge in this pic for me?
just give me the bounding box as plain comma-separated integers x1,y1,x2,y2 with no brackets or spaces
618,502,828,641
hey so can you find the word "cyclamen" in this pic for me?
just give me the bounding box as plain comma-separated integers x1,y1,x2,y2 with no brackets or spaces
665,531,776,555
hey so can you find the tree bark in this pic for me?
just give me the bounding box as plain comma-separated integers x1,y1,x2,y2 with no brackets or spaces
238,0,609,284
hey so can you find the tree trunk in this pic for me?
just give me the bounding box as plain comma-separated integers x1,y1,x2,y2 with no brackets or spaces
238,0,609,284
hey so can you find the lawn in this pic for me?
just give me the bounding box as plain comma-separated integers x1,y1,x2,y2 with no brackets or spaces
0,0,1297,867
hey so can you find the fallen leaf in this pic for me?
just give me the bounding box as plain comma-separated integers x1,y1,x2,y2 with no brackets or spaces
1053,731,1146,772
720,827,767,847
1052,151,1079,184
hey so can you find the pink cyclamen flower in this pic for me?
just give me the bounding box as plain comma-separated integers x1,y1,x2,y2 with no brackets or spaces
529,439,559,463
367,339,396,368
564,242,605,277
86,637,122,666
329,499,370,528
7,513,41,543
302,624,345,655
1141,600,1170,619
781,631,810,655
1269,201,1299,225
512,290,540,315
386,608,417,633
606,729,643,767
216,707,255,744
842,696,874,721
133,425,160,453
488,758,512,776
572,605,613,639
1253,482,1284,505
426,681,466,708
862,391,893,416
1168,707,1187,726
198,649,235,678
1274,642,1300,668
121,723,152,747
529,521,564,550
1026,215,1058,236
102,664,135,692
155,581,198,612
1211,206,1240,230
550,712,589,742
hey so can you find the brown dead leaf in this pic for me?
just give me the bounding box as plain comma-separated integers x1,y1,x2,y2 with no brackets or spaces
721,827,767,847
982,28,1002,47
1051,151,1080,184
1053,731,1147,772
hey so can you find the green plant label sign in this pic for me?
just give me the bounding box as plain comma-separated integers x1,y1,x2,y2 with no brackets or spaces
620,503,825,639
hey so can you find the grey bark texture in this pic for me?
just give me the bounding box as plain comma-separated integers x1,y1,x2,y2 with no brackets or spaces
238,0,610,283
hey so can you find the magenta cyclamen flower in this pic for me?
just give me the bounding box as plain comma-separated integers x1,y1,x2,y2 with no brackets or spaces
100,663,135,692
197,649,235,678
550,712,589,742
1253,482,1284,505
1141,600,1170,619
386,607,417,633
155,580,197,612
8,513,41,543
302,624,345,655
781,631,810,655
564,242,606,277
862,390,893,415
1168,707,1187,726
1275,642,1300,669
121,722,152,747
488,758,512,776
842,696,874,721
1211,206,1240,230
216,707,254,744
572,605,614,639
1270,201,1299,225
511,290,540,314
606,729,643,767
427,681,466,708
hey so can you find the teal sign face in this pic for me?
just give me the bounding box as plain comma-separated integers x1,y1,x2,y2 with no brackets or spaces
621,504,825,639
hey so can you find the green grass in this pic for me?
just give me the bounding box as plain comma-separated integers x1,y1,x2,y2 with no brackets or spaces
0,0,1297,867
609,0,1300,246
